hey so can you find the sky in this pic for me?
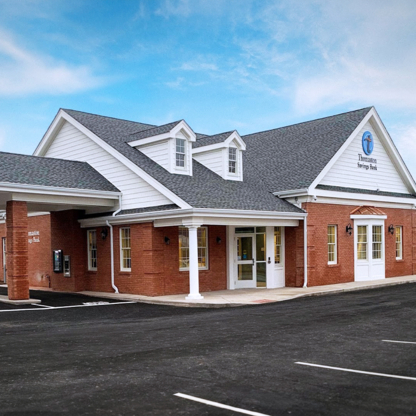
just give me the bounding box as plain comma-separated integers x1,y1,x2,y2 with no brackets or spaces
0,0,416,177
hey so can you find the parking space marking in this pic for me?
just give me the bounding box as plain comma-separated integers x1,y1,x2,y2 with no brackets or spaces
174,393,270,416
0,301,136,312
32,303,55,308
295,362,416,381
382,340,416,345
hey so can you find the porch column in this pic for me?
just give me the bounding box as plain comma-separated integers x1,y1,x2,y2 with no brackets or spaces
185,225,204,300
6,201,29,300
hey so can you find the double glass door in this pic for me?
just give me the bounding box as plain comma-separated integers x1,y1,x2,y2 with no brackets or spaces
236,230,266,288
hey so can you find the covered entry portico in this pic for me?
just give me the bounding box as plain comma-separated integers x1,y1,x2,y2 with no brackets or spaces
152,208,307,299
0,181,120,302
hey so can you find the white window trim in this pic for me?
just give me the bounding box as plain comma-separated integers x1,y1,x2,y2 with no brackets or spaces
274,226,284,266
396,226,403,260
327,225,337,265
87,230,97,271
228,147,238,175
175,138,186,169
179,226,209,271
120,227,131,272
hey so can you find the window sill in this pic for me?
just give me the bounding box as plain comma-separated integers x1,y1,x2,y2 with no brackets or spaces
179,268,209,272
396,258,404,262
119,270,131,274
327,263,339,267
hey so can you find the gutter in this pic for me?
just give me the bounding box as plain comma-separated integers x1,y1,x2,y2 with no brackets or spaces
106,195,123,294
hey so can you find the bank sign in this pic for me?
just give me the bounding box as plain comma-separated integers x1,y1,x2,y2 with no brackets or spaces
358,131,377,171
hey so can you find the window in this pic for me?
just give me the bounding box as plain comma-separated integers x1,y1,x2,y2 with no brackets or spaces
274,227,282,264
396,226,403,260
87,230,97,271
179,226,208,270
176,138,186,167
228,147,237,173
327,225,337,264
372,225,382,260
120,227,131,271
357,225,367,260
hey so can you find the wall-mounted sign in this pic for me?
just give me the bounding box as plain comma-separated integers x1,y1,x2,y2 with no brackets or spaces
362,131,374,155
28,230,40,244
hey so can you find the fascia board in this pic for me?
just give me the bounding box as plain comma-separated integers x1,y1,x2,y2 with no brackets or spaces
313,188,416,206
308,108,375,192
171,120,196,141
33,108,67,156
370,108,416,193
0,182,120,199
273,188,309,197
350,214,387,220
40,111,191,209
192,142,226,154
79,207,307,228
225,131,246,150
128,132,171,147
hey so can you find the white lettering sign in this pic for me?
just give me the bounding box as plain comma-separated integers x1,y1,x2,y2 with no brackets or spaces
28,231,40,244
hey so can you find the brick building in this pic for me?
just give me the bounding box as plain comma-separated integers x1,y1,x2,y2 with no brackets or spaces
1,106,415,301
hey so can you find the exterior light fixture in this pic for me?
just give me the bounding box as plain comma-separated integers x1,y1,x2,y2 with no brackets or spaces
388,224,394,235
216,237,222,244
101,228,108,240
346,223,353,235
164,236,170,245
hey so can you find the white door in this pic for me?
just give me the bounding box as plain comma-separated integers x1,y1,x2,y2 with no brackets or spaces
235,234,256,288
2,237,6,283
354,221,385,281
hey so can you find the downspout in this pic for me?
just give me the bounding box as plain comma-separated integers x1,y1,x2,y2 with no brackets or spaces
303,215,308,288
106,195,122,294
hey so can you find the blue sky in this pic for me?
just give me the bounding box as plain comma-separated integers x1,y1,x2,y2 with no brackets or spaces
1,0,416,176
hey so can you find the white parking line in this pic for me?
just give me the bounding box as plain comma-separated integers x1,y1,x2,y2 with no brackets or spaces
31,303,55,308
0,301,136,312
174,393,270,416
295,362,416,381
382,340,416,345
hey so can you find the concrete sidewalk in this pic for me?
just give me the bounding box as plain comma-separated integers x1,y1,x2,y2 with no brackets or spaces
79,275,416,308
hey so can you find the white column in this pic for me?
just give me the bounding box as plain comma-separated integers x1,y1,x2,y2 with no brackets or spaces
185,225,204,300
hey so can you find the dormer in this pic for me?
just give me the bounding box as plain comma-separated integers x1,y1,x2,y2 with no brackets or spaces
128,120,196,176
192,131,246,181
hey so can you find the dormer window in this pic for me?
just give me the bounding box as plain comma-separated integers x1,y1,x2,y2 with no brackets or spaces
176,138,186,167
228,148,237,174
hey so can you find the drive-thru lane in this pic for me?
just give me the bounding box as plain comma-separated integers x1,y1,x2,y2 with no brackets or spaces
1,284,416,415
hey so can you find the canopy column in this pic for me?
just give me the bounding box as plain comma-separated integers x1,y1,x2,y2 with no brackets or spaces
185,224,204,300
6,201,29,300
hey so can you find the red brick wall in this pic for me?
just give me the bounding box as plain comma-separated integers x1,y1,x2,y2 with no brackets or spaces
285,221,305,287
84,223,227,296
303,202,414,286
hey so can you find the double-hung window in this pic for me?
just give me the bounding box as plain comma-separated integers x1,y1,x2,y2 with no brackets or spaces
120,227,131,271
372,225,382,260
87,230,97,271
396,226,403,260
357,225,368,260
228,148,237,174
327,225,337,264
176,138,186,167
178,226,208,270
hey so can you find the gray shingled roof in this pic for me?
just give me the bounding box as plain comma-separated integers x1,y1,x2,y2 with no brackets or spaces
193,131,234,149
63,109,302,213
243,107,373,192
0,151,120,192
128,120,182,142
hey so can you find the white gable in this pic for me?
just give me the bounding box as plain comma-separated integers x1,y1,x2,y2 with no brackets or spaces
44,121,174,210
319,119,410,194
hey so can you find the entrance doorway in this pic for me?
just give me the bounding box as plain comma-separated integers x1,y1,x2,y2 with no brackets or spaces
354,221,385,281
2,237,6,283
235,227,267,289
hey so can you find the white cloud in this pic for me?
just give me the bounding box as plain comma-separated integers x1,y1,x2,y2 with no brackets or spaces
155,0,191,18
0,31,106,96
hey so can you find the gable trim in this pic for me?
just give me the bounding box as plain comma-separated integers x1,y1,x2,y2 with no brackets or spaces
33,110,192,210
308,107,416,195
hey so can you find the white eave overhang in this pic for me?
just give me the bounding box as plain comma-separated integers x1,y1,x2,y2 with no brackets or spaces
274,188,309,198
79,207,307,228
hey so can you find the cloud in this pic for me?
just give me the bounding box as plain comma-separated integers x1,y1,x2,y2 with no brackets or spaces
0,31,107,96
155,0,191,18
390,122,416,177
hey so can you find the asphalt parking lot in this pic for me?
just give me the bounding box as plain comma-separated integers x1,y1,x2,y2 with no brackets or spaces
1,284,416,415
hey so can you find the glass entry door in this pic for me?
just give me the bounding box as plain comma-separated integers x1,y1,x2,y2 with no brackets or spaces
236,235,256,288
2,237,6,284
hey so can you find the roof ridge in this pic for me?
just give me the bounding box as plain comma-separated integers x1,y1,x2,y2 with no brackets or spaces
242,106,373,138
62,108,156,128
128,119,183,137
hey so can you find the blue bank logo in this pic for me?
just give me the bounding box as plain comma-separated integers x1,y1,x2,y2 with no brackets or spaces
362,131,374,155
